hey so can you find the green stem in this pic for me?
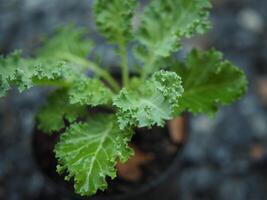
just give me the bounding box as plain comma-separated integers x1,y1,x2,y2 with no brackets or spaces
62,53,120,92
33,78,71,88
141,53,156,80
87,60,121,93
118,40,129,87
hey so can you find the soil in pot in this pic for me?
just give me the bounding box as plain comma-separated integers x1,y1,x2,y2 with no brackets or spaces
32,116,187,200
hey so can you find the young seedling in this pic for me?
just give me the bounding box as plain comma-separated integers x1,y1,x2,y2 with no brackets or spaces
0,0,247,197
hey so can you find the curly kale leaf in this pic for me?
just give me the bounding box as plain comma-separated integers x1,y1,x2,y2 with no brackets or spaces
68,78,113,106
55,114,133,196
113,70,184,129
36,25,93,60
135,0,211,75
173,49,248,115
0,25,95,97
0,51,29,96
37,89,86,133
93,0,137,43
37,76,114,133
0,51,69,97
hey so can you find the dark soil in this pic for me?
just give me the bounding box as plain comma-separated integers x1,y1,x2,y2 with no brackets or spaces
32,121,185,199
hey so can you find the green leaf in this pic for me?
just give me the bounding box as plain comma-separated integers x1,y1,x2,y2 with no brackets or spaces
173,49,248,115
37,89,86,133
135,0,211,75
0,25,93,96
35,25,93,78
0,51,29,96
68,78,113,106
36,25,93,60
93,0,137,43
113,70,184,129
0,51,69,97
55,114,134,196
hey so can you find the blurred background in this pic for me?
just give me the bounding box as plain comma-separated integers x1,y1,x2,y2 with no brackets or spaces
0,0,267,199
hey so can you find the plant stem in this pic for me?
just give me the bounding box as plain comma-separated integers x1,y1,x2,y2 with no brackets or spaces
118,40,129,87
33,78,71,88
63,54,120,92
141,53,156,80
87,60,121,93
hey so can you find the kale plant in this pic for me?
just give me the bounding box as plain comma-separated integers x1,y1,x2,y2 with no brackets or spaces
0,0,248,196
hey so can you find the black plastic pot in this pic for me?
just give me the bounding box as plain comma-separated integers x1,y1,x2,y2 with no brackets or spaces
32,113,188,200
